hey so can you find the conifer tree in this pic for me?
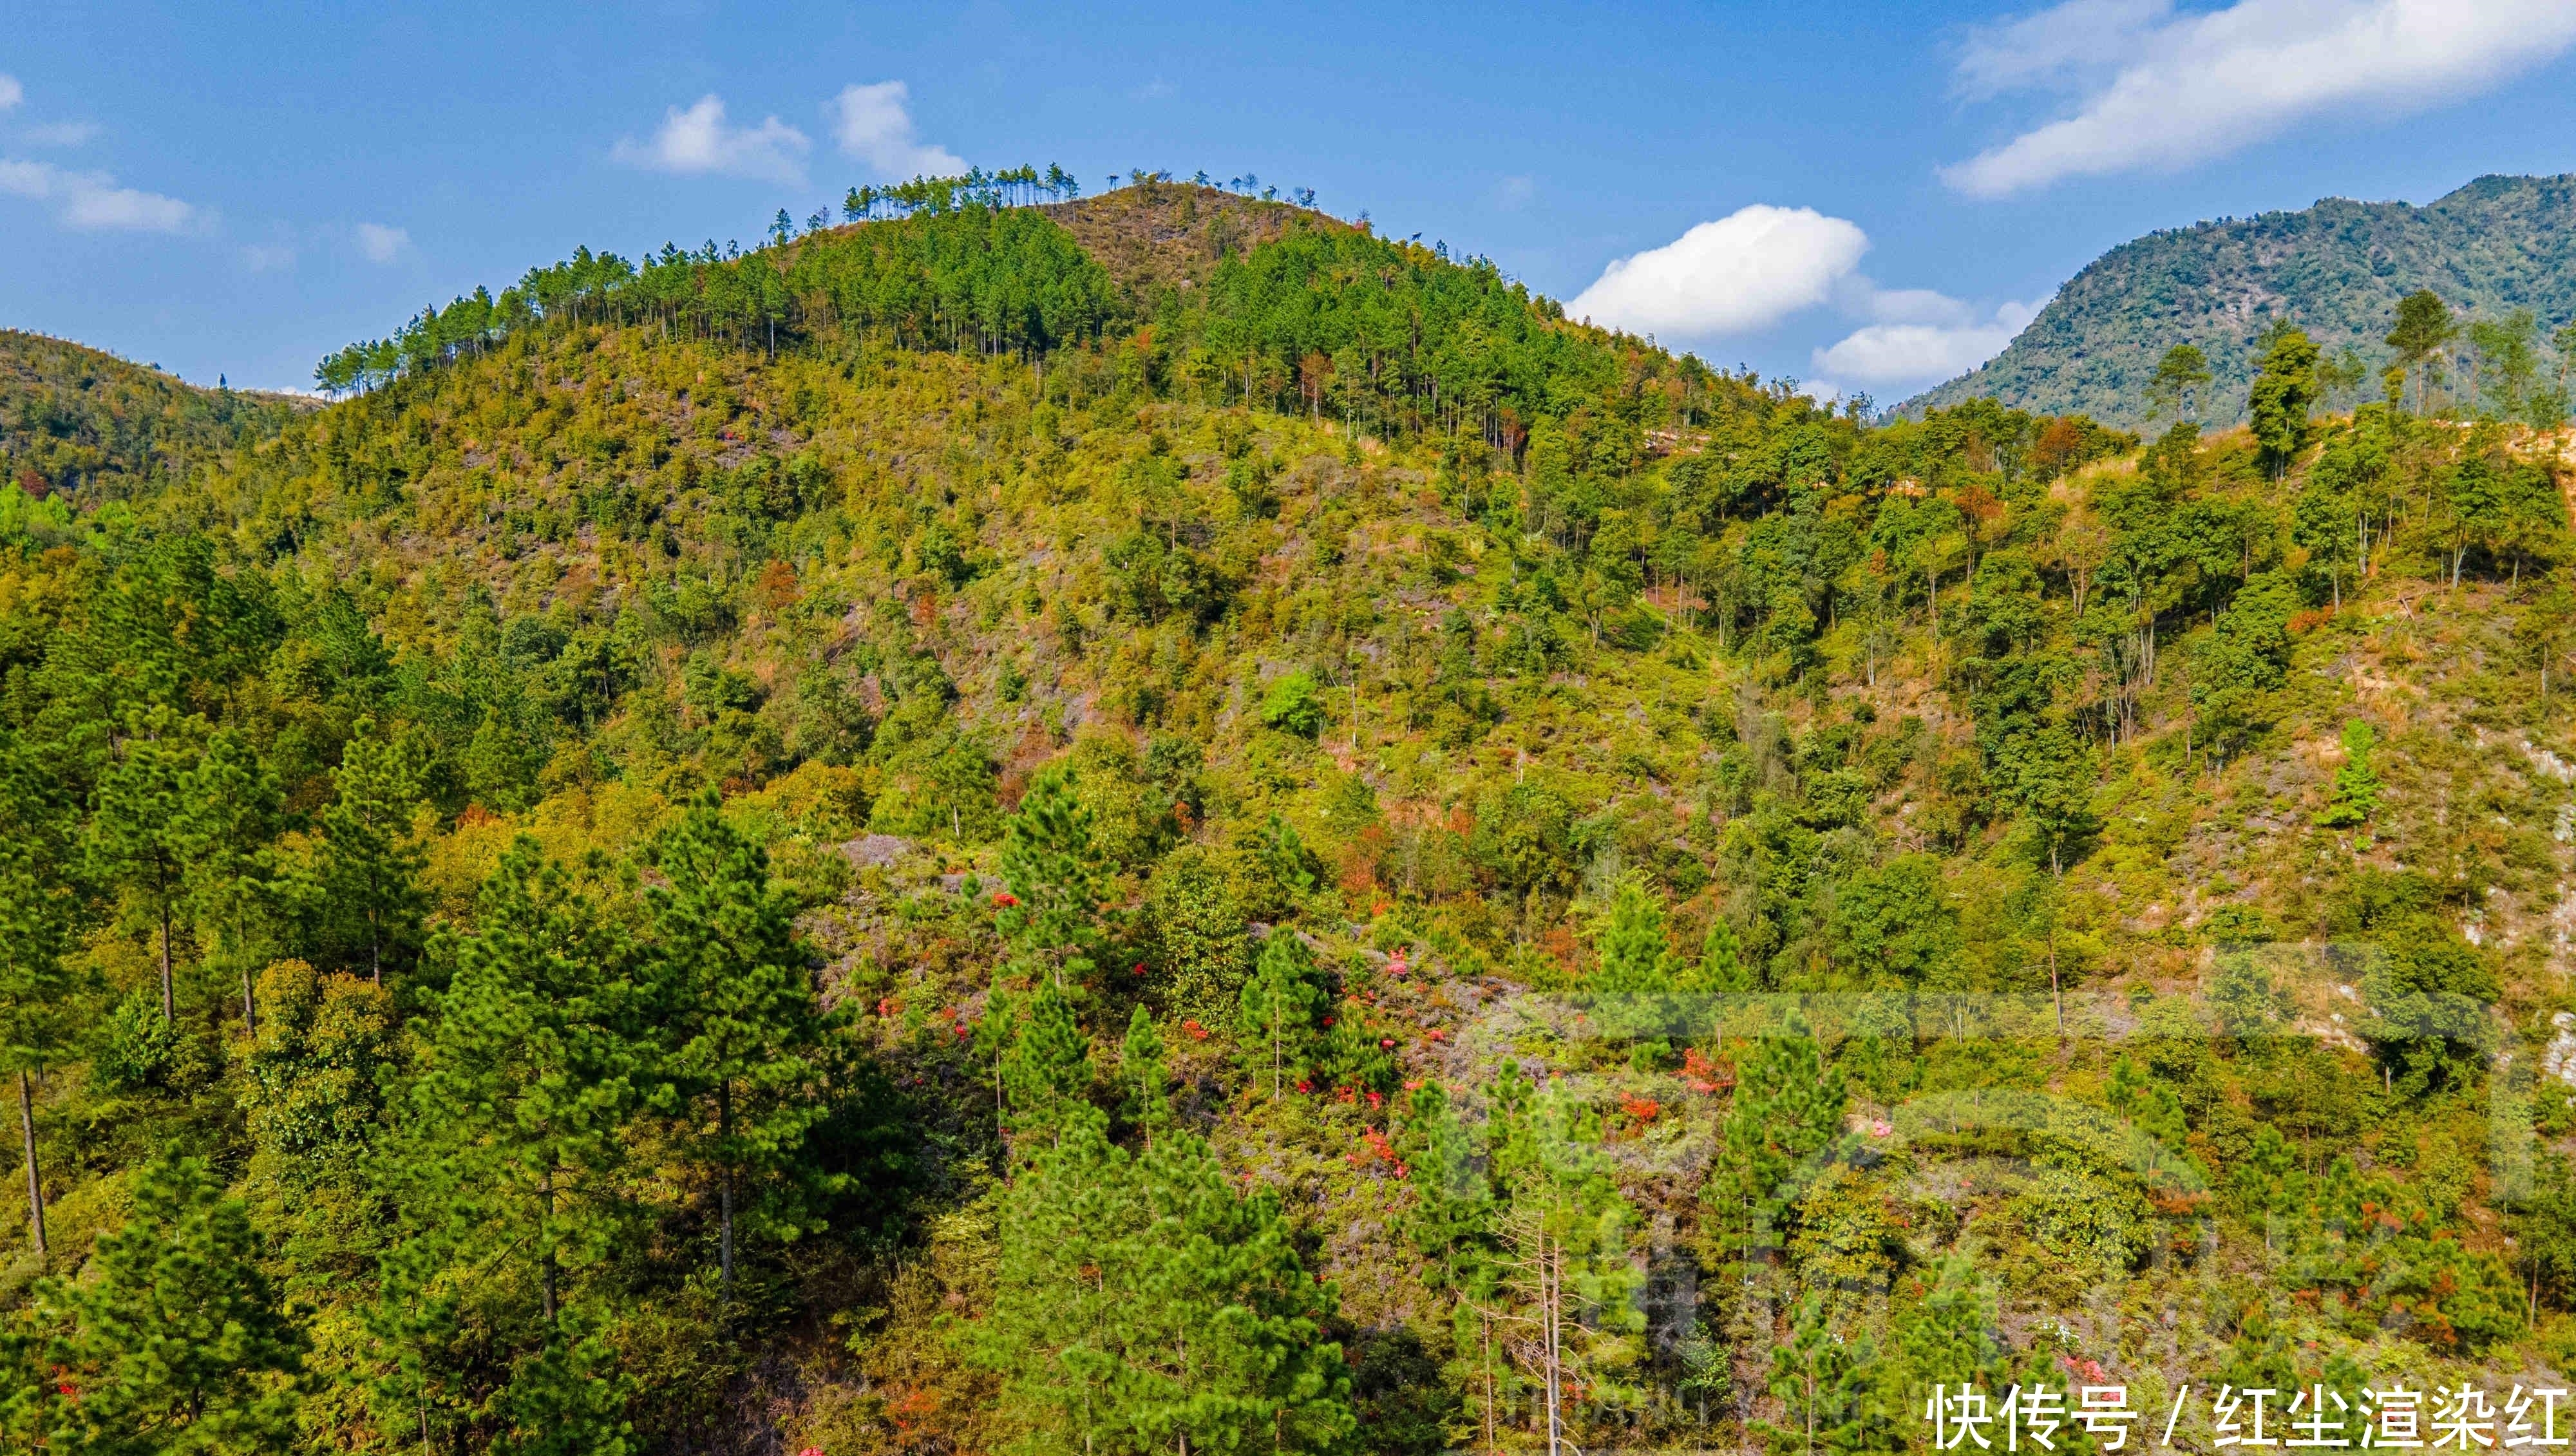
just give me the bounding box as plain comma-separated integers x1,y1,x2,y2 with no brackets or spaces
88,709,197,1022
314,720,426,988
2248,321,2321,476
1588,873,1681,1046
1763,1291,1882,1456
1891,1256,2009,1415
1236,929,1326,1099
2313,719,2382,829
2387,289,2458,413
1000,978,1092,1137
1589,875,1678,994
978,1106,1354,1455
23,1157,305,1454
996,763,1105,990
643,795,828,1298
1680,917,1752,994
413,839,639,1328
1399,1082,1494,1291
1118,1003,1169,1135
1492,1083,1643,1456
0,734,76,1258
1710,1015,1847,1269
175,728,282,1033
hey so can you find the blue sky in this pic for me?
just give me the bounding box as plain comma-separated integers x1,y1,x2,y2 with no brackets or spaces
10,0,2576,397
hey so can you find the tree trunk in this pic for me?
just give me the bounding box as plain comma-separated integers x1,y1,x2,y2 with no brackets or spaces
242,965,258,1037
540,1162,559,1324
719,1079,735,1299
158,897,175,1023
18,1070,43,1257
1544,1237,1564,1456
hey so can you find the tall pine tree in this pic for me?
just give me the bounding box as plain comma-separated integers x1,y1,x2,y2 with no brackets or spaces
644,794,829,1298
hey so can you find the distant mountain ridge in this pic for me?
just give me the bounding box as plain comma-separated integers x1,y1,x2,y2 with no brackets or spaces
1904,173,2576,428
0,329,307,502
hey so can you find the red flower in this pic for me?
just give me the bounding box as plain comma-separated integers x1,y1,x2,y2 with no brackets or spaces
990,891,1019,908
1378,1038,1396,1050
1180,1019,1209,1041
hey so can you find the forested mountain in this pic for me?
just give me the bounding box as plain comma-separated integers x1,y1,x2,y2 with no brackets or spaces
0,328,307,509
1908,173,2576,428
7,175,2576,1455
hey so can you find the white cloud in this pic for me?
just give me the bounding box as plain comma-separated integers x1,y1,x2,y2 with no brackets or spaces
0,76,21,112
0,157,194,232
1813,299,2043,388
1953,0,2170,99
1568,204,1871,337
22,121,97,147
1945,0,2576,196
614,94,810,185
355,222,408,263
827,82,963,178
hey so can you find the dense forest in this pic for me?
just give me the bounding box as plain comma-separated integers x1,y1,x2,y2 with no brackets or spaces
1909,173,2576,430
6,175,2576,1455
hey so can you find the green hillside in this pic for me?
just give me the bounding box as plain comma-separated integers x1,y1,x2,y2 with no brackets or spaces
1907,173,2576,428
6,177,2576,1454
0,328,306,517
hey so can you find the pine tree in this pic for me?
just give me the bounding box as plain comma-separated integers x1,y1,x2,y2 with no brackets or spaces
1001,978,1092,1137
1589,875,1678,993
1891,1256,2009,1421
413,838,640,1328
2313,719,2382,829
175,728,281,1033
997,763,1106,990
1763,1291,1886,1456
1398,1082,1494,1291
0,733,77,1257
2387,289,2458,413
643,794,829,1298
24,1157,305,1454
1118,1003,1170,1135
978,1106,1356,1455
2248,321,2321,476
1710,1014,1848,1269
1678,917,1752,994
313,719,426,988
1492,1083,1644,1456
1588,873,1681,1046
1236,929,1326,1099
87,708,198,1021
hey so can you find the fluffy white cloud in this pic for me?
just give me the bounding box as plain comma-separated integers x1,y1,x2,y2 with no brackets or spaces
23,121,97,147
614,95,810,185
0,75,21,111
355,222,408,263
828,82,963,178
0,158,193,232
1945,0,2576,196
1813,299,2043,388
1567,204,1870,337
